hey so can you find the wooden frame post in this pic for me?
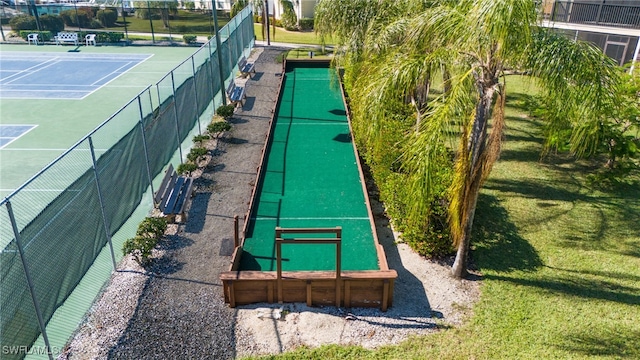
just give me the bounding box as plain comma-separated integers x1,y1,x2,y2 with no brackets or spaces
275,227,342,307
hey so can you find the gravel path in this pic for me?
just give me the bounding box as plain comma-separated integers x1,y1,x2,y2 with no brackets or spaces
62,46,282,359
61,46,481,359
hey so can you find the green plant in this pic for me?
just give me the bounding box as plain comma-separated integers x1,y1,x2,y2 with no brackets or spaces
137,216,167,239
183,34,197,44
230,0,247,17
60,9,93,27
177,162,198,175
39,14,65,33
299,18,314,31
193,134,210,145
187,147,208,163
207,121,232,136
216,104,235,119
19,30,53,42
122,216,167,266
280,0,297,31
97,8,117,27
9,15,36,31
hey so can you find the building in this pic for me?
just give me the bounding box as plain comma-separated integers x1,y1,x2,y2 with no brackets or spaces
541,0,640,70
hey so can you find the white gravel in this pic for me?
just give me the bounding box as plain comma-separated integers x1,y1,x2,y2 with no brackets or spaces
233,194,481,357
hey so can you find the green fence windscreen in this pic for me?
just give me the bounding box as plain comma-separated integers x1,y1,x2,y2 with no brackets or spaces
0,7,254,359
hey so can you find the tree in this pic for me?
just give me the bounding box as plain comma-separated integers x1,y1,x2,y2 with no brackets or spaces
231,0,248,18
316,0,621,278
134,1,177,28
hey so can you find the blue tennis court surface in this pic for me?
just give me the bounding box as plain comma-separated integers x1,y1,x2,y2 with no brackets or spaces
0,124,36,148
0,52,152,99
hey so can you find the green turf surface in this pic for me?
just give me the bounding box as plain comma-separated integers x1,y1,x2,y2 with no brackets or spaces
241,65,379,272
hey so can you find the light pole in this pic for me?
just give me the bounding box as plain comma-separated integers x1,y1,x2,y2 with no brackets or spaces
264,0,270,45
147,0,155,43
121,0,129,44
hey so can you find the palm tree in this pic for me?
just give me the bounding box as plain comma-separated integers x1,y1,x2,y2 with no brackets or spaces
317,0,621,278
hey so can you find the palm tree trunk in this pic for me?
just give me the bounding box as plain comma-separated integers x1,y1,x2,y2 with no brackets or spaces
451,186,480,277
450,84,495,278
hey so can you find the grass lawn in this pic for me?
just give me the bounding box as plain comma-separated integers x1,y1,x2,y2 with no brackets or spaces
254,24,333,45
104,10,229,35
245,76,640,359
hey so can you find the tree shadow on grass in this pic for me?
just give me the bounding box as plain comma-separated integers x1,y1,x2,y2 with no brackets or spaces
472,193,543,272
484,177,640,254
554,324,640,358
485,272,640,306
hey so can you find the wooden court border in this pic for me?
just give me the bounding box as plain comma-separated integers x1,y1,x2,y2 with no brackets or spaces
221,59,397,310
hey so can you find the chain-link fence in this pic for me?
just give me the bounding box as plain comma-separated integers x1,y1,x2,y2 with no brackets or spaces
0,7,253,359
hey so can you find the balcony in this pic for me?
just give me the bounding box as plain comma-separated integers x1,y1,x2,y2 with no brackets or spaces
545,0,640,29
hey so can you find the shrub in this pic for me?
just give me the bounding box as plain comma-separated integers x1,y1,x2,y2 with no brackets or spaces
60,9,92,27
137,216,167,239
187,147,208,163
97,8,117,27
298,18,313,31
19,30,53,42
98,31,124,43
88,19,102,29
208,121,231,136
216,104,235,119
185,2,195,10
39,15,65,33
281,9,297,31
9,15,36,31
193,134,210,145
183,34,197,44
122,217,167,266
177,162,198,175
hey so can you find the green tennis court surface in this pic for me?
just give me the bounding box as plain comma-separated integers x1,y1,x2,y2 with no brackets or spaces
241,64,379,272
0,44,197,199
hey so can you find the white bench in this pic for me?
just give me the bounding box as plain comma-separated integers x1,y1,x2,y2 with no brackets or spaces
226,80,246,108
237,56,255,78
55,32,78,45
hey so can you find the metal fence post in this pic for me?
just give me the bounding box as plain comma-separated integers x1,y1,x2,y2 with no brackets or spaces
88,137,117,271
6,201,54,360
170,72,184,163
212,1,227,105
137,95,156,197
206,41,218,112
191,56,202,135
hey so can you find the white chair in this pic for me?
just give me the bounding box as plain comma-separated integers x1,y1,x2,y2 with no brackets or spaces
27,33,39,45
85,34,96,46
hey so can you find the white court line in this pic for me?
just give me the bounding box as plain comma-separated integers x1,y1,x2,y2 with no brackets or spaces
253,217,370,221
0,125,37,149
276,123,347,125
79,55,153,100
0,148,110,151
0,189,81,192
91,61,135,86
0,58,60,85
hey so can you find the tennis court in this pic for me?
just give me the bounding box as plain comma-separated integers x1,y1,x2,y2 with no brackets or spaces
0,44,198,199
221,60,396,309
0,52,152,99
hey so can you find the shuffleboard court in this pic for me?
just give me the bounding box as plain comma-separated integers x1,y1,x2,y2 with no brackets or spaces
0,52,152,99
240,65,380,272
